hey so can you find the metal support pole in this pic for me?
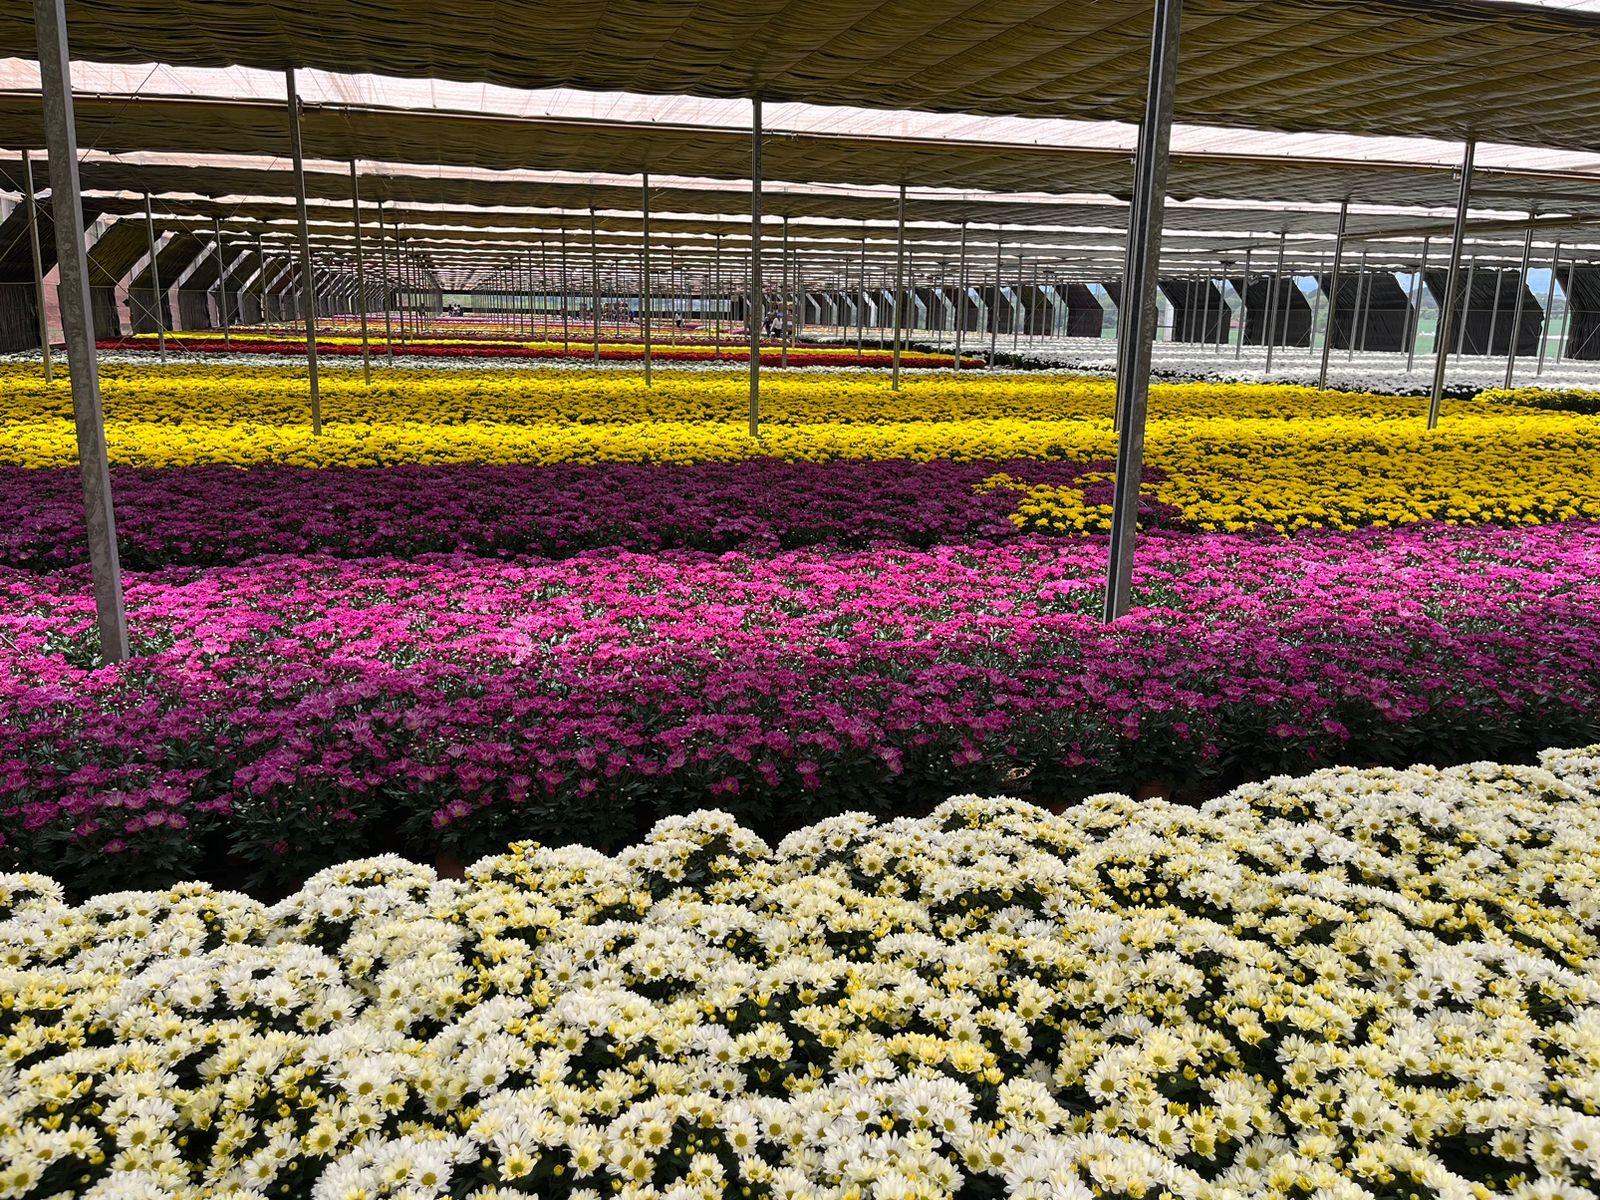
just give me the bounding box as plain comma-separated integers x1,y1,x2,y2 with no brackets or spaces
1455,255,1476,357
1264,230,1286,373
20,150,53,380
374,203,395,359
714,232,723,356
954,221,967,369
749,96,763,437
394,243,405,339
892,183,906,389
989,232,1002,368
1428,139,1475,428
142,192,166,361
34,0,127,661
781,215,790,368
1315,199,1349,386
1347,249,1367,361
1405,237,1430,372
1486,265,1505,359
856,233,866,359
1505,217,1535,388
1235,246,1252,360
256,233,270,328
640,177,652,385
211,216,231,349
1557,260,1576,364
1104,0,1181,623
1357,258,1375,356
1537,243,1562,375
1012,255,1022,353
285,68,322,435
560,228,570,351
392,230,408,347
347,161,371,383
591,207,602,362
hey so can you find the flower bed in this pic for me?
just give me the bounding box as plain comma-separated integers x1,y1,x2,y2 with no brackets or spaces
4,415,1594,530
0,459,1154,569
3,746,1598,1199
97,336,971,369
3,366,1597,531
5,523,1599,891
1480,386,1600,414
1,364,1429,426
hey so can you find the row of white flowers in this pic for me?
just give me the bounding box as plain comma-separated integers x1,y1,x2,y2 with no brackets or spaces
3,748,1599,1200
805,331,1600,395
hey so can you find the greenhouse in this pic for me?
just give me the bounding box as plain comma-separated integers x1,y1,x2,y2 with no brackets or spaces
2,2,1600,1198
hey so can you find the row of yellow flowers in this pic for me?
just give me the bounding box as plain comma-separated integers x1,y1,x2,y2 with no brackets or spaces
2,364,1465,427
4,411,1595,531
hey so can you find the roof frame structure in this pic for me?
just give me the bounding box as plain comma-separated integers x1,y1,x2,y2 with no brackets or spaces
18,0,1600,651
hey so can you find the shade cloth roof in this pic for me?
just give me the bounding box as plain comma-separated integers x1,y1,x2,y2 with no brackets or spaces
157,217,1541,278
4,92,1600,216
131,204,1578,273
0,152,1494,242
2,2,1600,151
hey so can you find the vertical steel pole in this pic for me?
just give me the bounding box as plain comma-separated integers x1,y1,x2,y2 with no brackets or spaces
591,207,602,362
1235,246,1252,360
954,221,967,369
20,150,53,380
1315,199,1348,386
560,228,570,351
34,0,127,661
212,216,231,349
347,161,371,383
1428,139,1475,428
374,202,395,359
989,231,1002,368
1012,255,1022,353
256,232,270,329
1405,237,1430,372
714,232,723,356
1504,218,1535,388
749,96,763,437
856,233,866,359
142,192,166,361
406,238,419,342
1486,264,1505,359
639,192,652,382
1357,256,1375,355
795,239,806,344
1557,260,1576,363
286,68,322,435
781,215,790,368
1455,255,1476,357
1537,243,1562,375
1306,256,1323,355
1347,249,1367,361
892,183,906,389
1264,230,1286,373
1103,0,1181,623
1216,265,1228,354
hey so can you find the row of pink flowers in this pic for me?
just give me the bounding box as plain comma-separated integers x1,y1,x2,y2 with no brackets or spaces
4,523,1597,892
95,338,972,367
